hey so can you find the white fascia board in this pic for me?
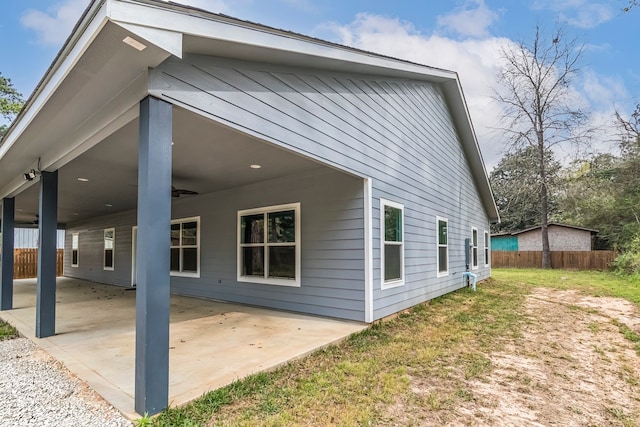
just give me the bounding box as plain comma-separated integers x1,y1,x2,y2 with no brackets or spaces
108,0,455,82
0,4,109,163
115,22,183,58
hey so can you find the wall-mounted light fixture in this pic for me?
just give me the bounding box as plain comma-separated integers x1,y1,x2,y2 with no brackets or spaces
23,169,38,181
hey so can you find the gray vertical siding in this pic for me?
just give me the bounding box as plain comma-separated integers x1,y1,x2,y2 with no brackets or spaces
64,168,366,321
148,55,491,321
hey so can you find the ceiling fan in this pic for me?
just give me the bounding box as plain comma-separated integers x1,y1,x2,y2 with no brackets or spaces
172,185,198,198
15,214,39,227
130,183,199,198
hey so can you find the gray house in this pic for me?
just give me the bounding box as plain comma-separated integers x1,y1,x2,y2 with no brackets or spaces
0,0,498,415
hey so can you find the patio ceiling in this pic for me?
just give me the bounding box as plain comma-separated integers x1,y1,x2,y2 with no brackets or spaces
11,106,323,226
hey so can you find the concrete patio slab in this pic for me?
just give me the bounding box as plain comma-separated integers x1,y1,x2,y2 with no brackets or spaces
0,278,367,419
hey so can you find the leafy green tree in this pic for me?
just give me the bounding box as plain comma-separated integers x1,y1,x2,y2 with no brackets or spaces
556,154,623,249
494,25,592,268
0,72,24,138
558,105,640,251
490,146,561,234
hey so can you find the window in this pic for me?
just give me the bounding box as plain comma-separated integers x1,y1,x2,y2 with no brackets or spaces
472,227,479,269
381,199,404,289
71,233,79,267
238,203,300,286
437,217,448,276
104,228,114,270
171,217,200,277
484,230,490,267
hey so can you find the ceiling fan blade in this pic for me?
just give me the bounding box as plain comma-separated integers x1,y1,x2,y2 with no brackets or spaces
171,185,198,197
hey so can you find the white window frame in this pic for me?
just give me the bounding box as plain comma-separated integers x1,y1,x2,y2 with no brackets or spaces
484,230,490,267
380,199,404,290
103,228,115,271
71,232,79,268
436,216,449,277
471,227,479,270
170,216,201,278
237,203,301,287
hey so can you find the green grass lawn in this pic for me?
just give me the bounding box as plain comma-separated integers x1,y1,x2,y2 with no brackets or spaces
136,269,639,426
0,319,17,341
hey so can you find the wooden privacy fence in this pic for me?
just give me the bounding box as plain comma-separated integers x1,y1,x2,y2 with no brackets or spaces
491,250,617,271
13,249,64,279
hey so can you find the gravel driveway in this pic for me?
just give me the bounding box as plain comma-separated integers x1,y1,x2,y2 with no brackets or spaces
0,337,132,427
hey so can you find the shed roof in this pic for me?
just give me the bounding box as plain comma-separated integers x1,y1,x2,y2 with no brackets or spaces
511,223,599,235
0,0,498,224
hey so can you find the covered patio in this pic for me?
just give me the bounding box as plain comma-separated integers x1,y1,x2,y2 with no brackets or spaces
0,277,365,419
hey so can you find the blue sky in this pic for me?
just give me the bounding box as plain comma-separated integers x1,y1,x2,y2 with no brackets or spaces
1,0,638,168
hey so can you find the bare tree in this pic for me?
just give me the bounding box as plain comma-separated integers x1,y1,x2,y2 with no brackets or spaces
616,103,640,145
624,0,638,12
495,26,592,268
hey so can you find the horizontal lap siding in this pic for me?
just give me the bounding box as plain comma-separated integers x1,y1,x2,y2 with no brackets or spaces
63,210,135,286
150,56,491,321
170,170,365,320
64,168,366,321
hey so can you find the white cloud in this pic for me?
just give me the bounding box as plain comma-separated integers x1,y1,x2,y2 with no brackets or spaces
531,0,615,28
559,4,615,28
21,0,90,46
21,0,229,46
436,0,500,38
581,70,628,107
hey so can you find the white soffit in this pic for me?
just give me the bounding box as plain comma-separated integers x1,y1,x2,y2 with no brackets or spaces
114,22,183,59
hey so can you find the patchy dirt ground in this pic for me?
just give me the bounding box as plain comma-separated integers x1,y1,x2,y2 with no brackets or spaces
413,288,640,426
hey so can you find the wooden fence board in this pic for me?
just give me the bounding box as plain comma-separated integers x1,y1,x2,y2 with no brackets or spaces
13,249,64,279
491,250,616,270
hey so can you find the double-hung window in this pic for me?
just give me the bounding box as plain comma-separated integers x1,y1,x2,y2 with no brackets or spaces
437,217,448,276
104,228,114,270
471,227,479,269
381,199,404,289
71,232,79,267
170,217,200,277
484,230,490,267
238,203,300,286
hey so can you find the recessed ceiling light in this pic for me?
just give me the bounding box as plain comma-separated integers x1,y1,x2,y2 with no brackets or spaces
123,36,146,51
250,164,262,169
105,204,113,207
73,213,79,216
77,177,89,182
